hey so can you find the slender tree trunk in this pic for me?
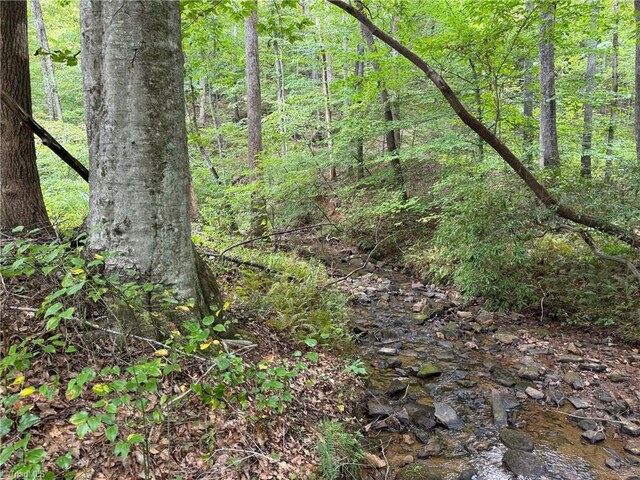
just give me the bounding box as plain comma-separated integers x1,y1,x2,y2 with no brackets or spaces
30,0,63,121
581,6,599,179
244,1,267,235
355,44,365,179
635,0,640,165
361,23,405,194
522,57,534,165
0,0,52,232
198,76,206,125
79,0,221,320
273,39,288,155
207,90,225,156
605,0,619,182
469,59,485,162
188,77,219,181
320,46,335,179
539,0,560,167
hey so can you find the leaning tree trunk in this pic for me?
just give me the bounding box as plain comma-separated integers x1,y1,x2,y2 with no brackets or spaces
79,0,220,320
0,0,52,233
328,0,640,250
539,0,560,167
30,0,63,121
605,0,619,182
580,5,599,179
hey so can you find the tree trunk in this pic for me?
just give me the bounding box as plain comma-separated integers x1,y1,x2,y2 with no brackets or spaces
360,22,405,193
580,6,599,179
469,59,485,162
605,0,619,182
539,0,560,167
320,46,335,179
188,77,219,181
328,0,640,250
79,0,220,320
198,76,206,125
355,43,365,179
522,57,534,165
30,0,63,121
635,0,640,166
207,90,225,156
273,39,288,155
0,0,52,233
244,3,263,169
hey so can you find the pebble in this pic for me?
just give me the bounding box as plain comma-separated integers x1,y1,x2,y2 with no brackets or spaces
525,387,545,400
378,347,399,356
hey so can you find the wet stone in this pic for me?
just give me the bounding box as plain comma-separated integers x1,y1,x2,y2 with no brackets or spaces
417,437,442,458
416,363,443,379
378,347,399,356
491,366,517,387
525,387,545,400
491,389,508,428
557,354,584,363
518,365,541,381
459,469,478,480
622,422,640,437
563,371,584,390
434,401,464,430
499,428,534,452
625,442,640,455
502,449,548,478
568,396,591,409
368,398,393,418
578,419,598,431
579,362,606,373
605,458,621,471
406,403,437,431
386,379,410,397
582,430,605,443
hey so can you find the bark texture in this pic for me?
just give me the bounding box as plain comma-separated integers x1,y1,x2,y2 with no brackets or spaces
244,3,263,169
605,0,619,181
580,6,599,178
31,0,63,121
80,0,220,317
538,1,560,167
0,0,52,232
636,0,640,165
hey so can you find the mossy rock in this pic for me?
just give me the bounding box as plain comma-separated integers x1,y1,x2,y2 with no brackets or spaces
397,464,442,480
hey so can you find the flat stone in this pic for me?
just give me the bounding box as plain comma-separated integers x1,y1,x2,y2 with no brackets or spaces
567,342,583,355
368,398,393,418
624,441,640,455
518,365,541,381
491,366,517,387
622,422,640,437
434,401,463,430
596,392,615,403
386,378,410,397
568,409,586,422
495,333,518,345
579,362,606,373
605,458,621,471
378,347,399,356
405,403,437,431
568,396,591,409
557,354,584,363
390,454,414,468
563,371,584,390
416,363,443,379
610,370,629,383
578,419,598,431
500,428,534,452
491,389,508,428
502,449,547,478
582,430,605,443
457,311,473,319
526,387,545,400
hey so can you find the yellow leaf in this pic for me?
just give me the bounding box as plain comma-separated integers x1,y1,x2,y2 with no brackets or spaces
258,362,269,370
94,254,104,260
223,301,231,311
154,349,169,357
200,340,212,350
212,339,220,345
92,383,110,395
337,404,345,412
19,386,36,397
175,305,190,312
70,268,84,275
169,330,181,338
179,384,187,393
12,375,25,386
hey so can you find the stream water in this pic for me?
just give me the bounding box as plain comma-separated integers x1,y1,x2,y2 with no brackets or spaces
325,252,640,480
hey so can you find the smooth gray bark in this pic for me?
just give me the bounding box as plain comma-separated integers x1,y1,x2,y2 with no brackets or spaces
522,57,534,165
198,76,206,125
0,0,52,232
244,3,263,169
30,0,63,121
80,0,219,317
580,6,599,178
538,0,560,167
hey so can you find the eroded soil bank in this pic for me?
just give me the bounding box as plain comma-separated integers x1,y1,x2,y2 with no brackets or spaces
313,241,640,480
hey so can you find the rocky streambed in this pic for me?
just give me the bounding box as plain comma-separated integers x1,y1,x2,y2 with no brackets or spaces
329,253,640,480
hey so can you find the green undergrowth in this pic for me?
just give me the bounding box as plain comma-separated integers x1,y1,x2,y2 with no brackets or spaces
315,421,364,480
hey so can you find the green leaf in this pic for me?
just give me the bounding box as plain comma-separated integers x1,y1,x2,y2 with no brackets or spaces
105,424,118,442
44,302,63,318
114,441,130,458
0,417,13,436
56,452,73,470
87,416,102,432
202,316,215,325
25,448,45,463
69,411,88,425
126,433,144,444
212,323,226,332
303,338,317,347
305,352,319,363
17,413,39,432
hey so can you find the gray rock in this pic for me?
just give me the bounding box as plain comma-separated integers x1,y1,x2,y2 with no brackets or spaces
416,363,443,378
563,371,584,390
582,430,605,443
378,347,399,356
605,458,621,471
610,370,629,383
459,468,477,480
568,409,586,422
499,429,534,452
434,401,463,430
368,398,393,418
577,419,598,431
579,362,606,373
622,422,640,437
596,392,615,403
491,389,508,428
502,449,547,478
417,437,442,458
495,333,518,345
557,354,584,363
568,396,591,409
518,365,541,381
548,389,566,407
490,366,517,387
405,403,437,431
387,378,410,397
525,387,545,400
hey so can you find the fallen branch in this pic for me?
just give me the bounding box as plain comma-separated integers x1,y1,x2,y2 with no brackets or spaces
218,222,333,256
0,90,89,182
327,0,640,250
324,234,392,287
556,225,640,281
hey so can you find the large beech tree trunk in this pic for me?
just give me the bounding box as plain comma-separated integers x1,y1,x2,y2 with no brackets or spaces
580,6,599,179
635,0,640,166
328,0,640,250
0,0,52,232
30,0,63,121
80,0,220,319
244,3,263,170
538,0,560,167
